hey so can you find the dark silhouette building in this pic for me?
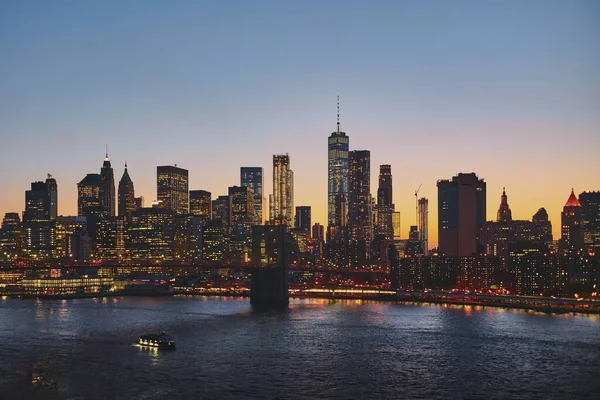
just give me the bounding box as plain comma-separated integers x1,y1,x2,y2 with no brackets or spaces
118,162,136,219
46,174,57,220
250,225,289,308
376,164,394,240
348,150,372,266
241,167,265,225
294,206,311,233
561,189,584,251
100,152,116,217
497,187,512,222
579,191,600,251
437,173,486,257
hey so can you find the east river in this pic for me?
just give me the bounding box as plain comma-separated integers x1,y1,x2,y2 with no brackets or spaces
1,296,599,400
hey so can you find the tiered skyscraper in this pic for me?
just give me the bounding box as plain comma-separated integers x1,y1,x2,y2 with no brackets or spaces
579,191,600,251
327,97,349,230
561,189,584,251
100,151,116,217
376,164,394,241
271,154,293,224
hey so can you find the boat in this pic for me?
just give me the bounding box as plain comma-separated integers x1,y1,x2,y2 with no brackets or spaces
138,332,176,349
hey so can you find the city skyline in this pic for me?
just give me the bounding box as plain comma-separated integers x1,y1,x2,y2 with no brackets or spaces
1,1,599,247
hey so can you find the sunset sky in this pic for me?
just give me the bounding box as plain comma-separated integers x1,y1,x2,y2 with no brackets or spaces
1,0,599,247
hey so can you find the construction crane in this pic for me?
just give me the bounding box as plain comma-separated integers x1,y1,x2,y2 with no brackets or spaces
415,183,422,226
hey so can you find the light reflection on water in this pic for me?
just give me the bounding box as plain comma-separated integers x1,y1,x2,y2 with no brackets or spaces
0,296,599,400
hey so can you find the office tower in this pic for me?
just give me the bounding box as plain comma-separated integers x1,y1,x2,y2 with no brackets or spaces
54,216,88,259
202,219,227,262
0,213,21,260
241,167,265,225
392,212,401,241
96,217,124,260
328,97,349,229
561,189,584,251
100,151,116,216
78,174,102,216
189,190,212,219
312,223,324,242
212,195,230,231
173,214,203,262
348,150,372,248
376,165,394,240
127,208,175,260
579,191,600,251
46,174,57,220
157,165,189,214
118,163,136,219
272,154,293,224
532,208,553,246
418,198,429,255
497,188,512,222
228,186,255,234
437,173,486,257
295,206,311,232
22,181,55,259
24,181,51,222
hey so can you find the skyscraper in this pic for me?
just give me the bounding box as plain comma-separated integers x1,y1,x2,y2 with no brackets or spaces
24,181,51,222
23,180,55,259
328,96,349,229
241,167,265,225
190,190,212,219
497,188,512,222
579,191,600,251
228,186,255,233
295,206,311,232
561,189,584,251
392,211,401,241
157,165,189,214
212,195,230,231
118,162,136,219
272,154,293,224
376,165,394,240
100,152,116,217
77,174,102,217
437,173,486,257
418,198,429,255
348,150,372,243
46,174,57,220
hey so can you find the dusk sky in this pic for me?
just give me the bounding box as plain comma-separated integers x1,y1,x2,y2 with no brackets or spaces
1,0,599,247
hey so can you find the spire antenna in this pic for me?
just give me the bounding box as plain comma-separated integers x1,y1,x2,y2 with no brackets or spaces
336,95,340,133
105,143,109,159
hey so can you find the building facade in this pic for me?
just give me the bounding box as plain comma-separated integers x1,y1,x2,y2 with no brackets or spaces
271,154,293,224
157,165,189,214
241,167,265,225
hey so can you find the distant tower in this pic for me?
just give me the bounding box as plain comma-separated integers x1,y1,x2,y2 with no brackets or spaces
376,165,394,240
561,189,584,251
579,191,600,251
189,190,212,219
240,167,265,225
45,174,57,220
418,198,429,255
272,154,293,224
118,162,136,219
100,149,116,217
295,206,312,232
497,187,512,222
328,96,349,228
157,165,189,214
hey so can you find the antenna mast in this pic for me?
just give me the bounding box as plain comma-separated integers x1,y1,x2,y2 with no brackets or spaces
336,95,340,133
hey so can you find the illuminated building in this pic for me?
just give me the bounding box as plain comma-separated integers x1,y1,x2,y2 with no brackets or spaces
456,255,499,291
392,256,456,291
157,165,189,214
294,206,311,233
100,151,116,216
271,154,293,224
118,162,136,219
418,198,428,255
19,276,114,297
173,214,203,262
290,227,309,253
579,191,600,251
532,208,553,246
392,212,401,241
497,187,512,222
376,164,394,240
189,190,211,219
1,213,21,261
127,208,175,260
312,223,324,243
405,226,424,256
437,173,486,257
212,195,230,233
348,150,371,266
55,216,88,260
229,186,255,260
561,189,584,251
328,96,349,229
23,180,55,259
202,219,227,262
24,181,51,222
46,174,57,220
96,217,124,260
78,174,102,216
241,167,265,225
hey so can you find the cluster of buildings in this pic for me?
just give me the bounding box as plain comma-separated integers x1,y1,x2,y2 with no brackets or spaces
1,100,599,298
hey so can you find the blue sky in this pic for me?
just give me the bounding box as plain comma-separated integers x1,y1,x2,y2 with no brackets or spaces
1,0,599,244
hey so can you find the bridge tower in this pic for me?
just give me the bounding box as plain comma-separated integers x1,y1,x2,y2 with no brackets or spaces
250,225,289,308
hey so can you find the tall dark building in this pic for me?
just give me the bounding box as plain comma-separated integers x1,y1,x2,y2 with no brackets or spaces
294,206,311,232
118,162,136,219
190,190,212,219
46,174,57,220
78,174,102,216
228,186,254,236
561,189,584,251
157,165,189,214
532,208,553,246
23,180,55,259
497,188,512,222
241,167,264,225
376,164,394,240
271,155,293,224
24,181,51,222
327,96,349,229
212,195,230,232
348,150,371,266
579,191,600,251
100,152,116,217
437,173,486,257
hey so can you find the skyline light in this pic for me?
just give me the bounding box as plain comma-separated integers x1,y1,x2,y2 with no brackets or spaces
1,1,599,248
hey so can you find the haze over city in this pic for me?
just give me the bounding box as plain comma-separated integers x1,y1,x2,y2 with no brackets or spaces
1,0,599,246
